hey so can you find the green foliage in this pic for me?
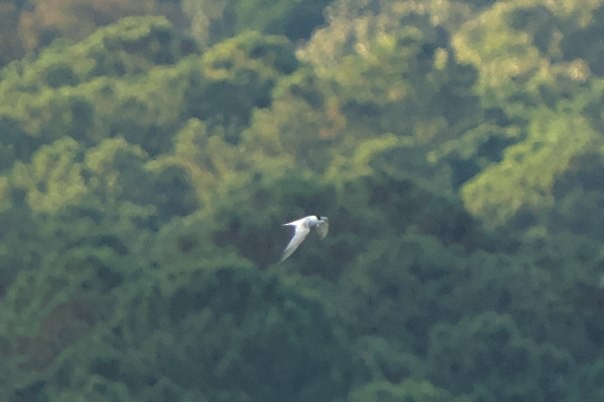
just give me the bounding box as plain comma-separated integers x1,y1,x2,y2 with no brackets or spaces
561,5,604,76
0,19,297,160
2,2,604,401
303,11,482,143
427,312,576,401
0,2,25,67
233,0,331,40
182,0,331,46
188,31,299,132
16,0,186,53
461,107,601,231
2,16,195,89
350,379,454,402
9,261,352,402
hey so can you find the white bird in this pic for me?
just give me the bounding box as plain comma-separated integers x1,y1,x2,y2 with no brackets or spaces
279,215,329,263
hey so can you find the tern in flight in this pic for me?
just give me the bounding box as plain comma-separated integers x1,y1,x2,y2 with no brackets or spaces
279,215,329,263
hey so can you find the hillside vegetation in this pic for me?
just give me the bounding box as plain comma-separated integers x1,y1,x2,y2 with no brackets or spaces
1,0,604,401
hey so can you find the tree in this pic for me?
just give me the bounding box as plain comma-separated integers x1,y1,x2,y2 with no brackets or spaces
17,0,185,52
461,106,601,232
427,312,575,401
181,0,332,46
350,380,455,402
0,1,25,66
16,261,353,402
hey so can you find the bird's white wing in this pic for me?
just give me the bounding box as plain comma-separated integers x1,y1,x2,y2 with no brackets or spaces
316,221,329,240
279,224,310,263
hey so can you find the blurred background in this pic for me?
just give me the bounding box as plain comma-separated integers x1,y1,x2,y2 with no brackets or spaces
1,0,604,401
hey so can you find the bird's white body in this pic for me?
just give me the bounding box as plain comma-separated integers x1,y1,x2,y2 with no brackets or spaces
279,215,329,263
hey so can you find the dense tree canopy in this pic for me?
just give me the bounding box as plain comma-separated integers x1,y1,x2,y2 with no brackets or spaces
1,0,604,401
